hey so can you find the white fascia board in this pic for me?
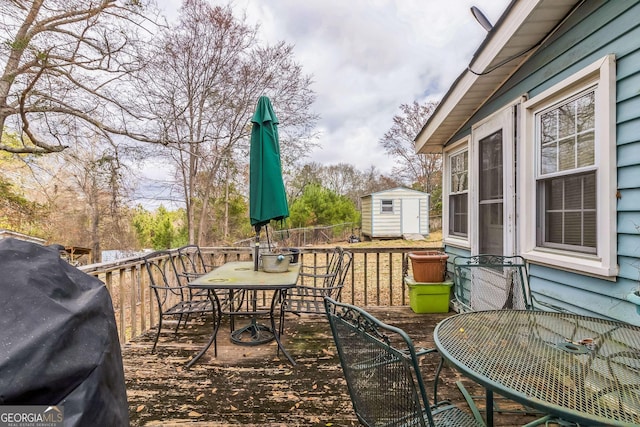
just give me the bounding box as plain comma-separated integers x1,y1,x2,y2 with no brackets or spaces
415,0,543,153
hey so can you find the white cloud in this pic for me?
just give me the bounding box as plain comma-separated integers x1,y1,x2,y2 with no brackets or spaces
155,0,509,177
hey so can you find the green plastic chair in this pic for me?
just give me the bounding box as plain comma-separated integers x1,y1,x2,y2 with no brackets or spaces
324,297,484,427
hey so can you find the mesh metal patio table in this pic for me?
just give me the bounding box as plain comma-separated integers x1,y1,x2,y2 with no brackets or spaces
188,261,300,367
434,310,640,426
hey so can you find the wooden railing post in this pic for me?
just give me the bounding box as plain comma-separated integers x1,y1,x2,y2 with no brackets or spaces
130,267,137,340
119,269,126,344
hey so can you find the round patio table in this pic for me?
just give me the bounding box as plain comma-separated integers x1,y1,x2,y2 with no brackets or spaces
434,310,640,426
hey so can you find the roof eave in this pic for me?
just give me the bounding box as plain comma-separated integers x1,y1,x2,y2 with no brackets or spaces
415,0,580,154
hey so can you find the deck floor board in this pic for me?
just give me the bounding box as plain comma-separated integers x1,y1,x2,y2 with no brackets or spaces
124,307,546,426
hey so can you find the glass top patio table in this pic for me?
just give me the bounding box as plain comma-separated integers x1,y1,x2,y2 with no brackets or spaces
434,310,640,426
188,261,300,367
189,261,300,290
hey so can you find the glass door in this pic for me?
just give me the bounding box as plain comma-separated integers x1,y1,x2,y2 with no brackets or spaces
472,107,516,256
479,131,504,254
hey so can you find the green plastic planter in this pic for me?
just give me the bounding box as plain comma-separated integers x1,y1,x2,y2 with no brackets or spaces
405,276,453,313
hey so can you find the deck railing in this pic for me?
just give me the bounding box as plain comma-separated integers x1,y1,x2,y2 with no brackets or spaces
80,245,442,344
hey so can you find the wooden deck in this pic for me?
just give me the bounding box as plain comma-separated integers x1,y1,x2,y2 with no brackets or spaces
123,307,546,426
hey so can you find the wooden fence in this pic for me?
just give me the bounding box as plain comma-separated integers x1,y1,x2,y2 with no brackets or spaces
80,245,443,344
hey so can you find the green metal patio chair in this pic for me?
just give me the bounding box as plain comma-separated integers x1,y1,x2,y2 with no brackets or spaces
452,254,570,314
176,244,249,331
324,297,484,427
452,254,532,312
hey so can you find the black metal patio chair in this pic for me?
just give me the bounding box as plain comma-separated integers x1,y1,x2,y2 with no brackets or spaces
143,251,220,355
285,247,352,315
176,244,213,280
175,244,249,330
324,297,484,427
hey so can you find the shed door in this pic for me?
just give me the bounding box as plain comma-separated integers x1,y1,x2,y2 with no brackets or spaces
402,199,420,234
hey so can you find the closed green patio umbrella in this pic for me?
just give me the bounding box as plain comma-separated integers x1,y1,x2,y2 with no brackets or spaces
250,96,289,270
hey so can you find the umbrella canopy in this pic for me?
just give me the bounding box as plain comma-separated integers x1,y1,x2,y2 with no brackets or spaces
249,96,289,228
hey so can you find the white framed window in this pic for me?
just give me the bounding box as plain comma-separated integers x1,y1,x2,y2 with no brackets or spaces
449,149,469,237
443,138,470,247
537,89,596,253
520,55,617,277
381,199,394,213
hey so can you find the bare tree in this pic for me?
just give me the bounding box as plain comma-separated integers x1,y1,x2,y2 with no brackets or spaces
0,0,160,154
137,0,318,245
34,136,132,261
379,101,441,193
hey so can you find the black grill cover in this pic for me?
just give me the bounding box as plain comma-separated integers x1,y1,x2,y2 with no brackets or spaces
0,238,129,426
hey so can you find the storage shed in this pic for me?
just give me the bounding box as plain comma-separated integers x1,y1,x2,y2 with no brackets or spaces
360,187,429,239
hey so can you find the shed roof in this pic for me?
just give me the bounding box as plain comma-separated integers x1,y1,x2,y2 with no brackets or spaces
415,0,580,153
360,186,428,199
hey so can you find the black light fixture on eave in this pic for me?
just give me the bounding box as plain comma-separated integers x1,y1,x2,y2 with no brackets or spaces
471,6,493,32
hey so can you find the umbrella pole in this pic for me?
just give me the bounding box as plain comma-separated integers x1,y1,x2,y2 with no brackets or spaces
254,225,261,271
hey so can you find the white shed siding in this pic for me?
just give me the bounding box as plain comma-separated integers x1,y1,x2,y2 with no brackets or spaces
360,188,429,238
372,196,401,237
360,196,373,236
419,195,430,234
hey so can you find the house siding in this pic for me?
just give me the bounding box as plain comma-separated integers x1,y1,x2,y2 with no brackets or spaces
443,1,640,324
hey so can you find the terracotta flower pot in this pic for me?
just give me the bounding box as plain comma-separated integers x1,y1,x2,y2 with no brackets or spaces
408,251,448,282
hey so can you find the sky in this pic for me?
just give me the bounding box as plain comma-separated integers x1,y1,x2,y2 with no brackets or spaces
139,0,510,207
160,0,511,170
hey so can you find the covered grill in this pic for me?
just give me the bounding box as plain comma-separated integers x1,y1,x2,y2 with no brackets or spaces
0,238,128,426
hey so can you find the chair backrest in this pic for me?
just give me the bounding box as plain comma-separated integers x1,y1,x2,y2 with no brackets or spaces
331,250,352,299
321,247,344,287
143,251,187,307
300,247,345,288
177,245,209,277
453,254,532,312
324,297,434,427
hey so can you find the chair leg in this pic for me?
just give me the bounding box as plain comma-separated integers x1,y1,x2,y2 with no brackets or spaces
185,297,221,369
277,291,288,337
151,316,163,353
434,356,444,403
180,313,191,329
212,292,221,358
173,313,184,335
456,380,485,425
